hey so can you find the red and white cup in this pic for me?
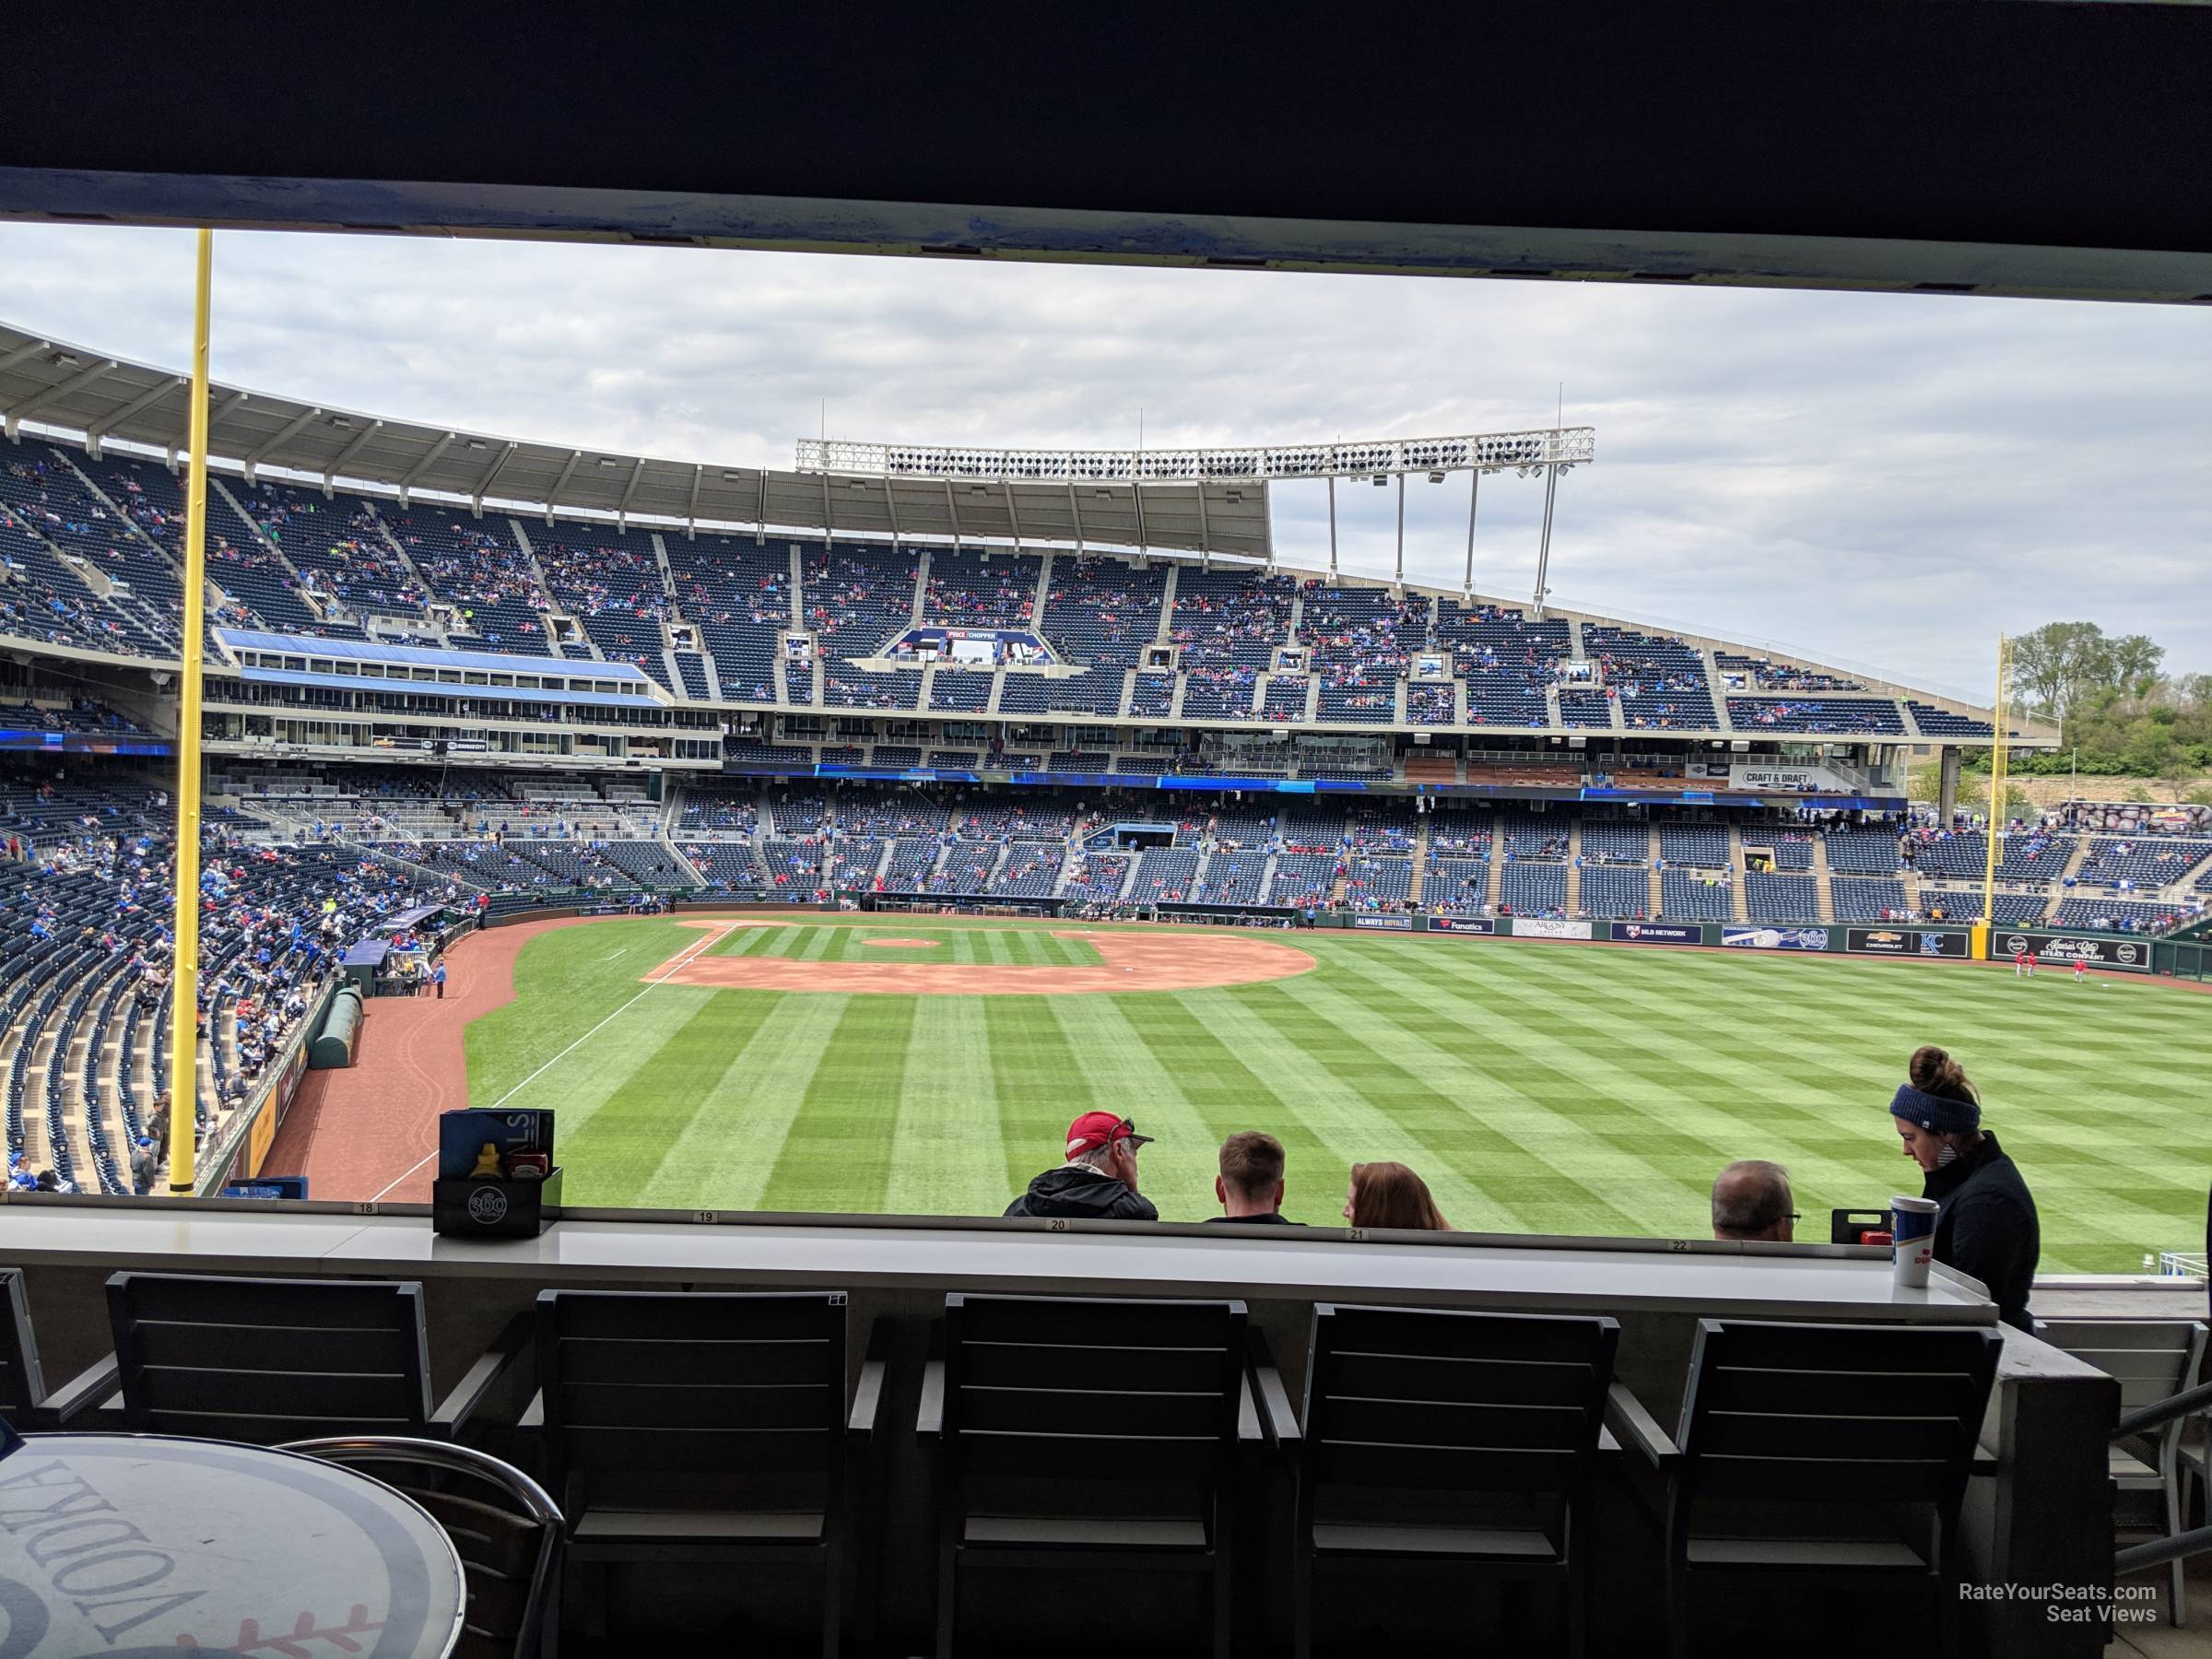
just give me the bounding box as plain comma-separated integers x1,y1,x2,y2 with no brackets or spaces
1890,1195,1939,1288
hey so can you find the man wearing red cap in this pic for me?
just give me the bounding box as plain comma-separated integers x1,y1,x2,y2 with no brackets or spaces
1005,1111,1159,1221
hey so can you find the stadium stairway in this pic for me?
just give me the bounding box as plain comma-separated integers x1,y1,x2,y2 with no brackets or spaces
1486,841,1506,911
1408,818,1430,904
1545,682,1563,725
208,474,319,596
1153,563,1180,641
907,547,930,626
1728,828,1749,922
1810,832,1837,922
1029,551,1053,622
1646,823,1665,917
2057,838,2093,889
505,518,565,617
1564,820,1583,912
365,505,440,610
62,450,196,591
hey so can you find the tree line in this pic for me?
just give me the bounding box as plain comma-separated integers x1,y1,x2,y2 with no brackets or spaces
1986,621,2211,790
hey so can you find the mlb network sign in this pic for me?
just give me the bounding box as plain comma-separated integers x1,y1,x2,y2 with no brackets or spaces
1608,922,1701,947
2003,931,2151,972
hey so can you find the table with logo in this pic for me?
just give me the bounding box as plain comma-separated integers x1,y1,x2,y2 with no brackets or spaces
0,1433,465,1658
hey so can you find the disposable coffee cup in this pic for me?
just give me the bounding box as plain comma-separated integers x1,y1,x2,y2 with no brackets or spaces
1890,1195,1939,1288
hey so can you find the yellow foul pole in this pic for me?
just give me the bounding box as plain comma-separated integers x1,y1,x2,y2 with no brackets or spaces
1974,633,2011,950
166,229,214,1194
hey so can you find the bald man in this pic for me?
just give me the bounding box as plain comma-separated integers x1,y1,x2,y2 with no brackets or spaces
1712,1159,1796,1242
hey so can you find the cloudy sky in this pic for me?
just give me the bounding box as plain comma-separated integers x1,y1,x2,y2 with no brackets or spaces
4,223,2206,700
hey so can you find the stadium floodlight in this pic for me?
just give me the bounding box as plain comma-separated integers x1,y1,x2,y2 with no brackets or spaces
795,425,1595,484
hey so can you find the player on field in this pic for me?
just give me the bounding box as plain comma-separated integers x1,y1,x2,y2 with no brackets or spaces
2074,957,2088,984
2012,946,2030,978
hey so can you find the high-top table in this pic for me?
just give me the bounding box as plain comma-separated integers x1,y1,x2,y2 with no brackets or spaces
0,1433,465,1658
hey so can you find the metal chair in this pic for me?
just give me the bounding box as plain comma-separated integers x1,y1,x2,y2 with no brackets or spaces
283,1436,563,1659
0,1265,116,1429
1261,1303,1620,1659
528,1288,884,1659
1606,1318,2002,1659
107,1271,526,1442
2042,1318,2207,1625
916,1292,1254,1659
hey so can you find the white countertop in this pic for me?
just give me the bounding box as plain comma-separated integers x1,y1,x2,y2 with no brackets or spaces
0,1204,1995,1323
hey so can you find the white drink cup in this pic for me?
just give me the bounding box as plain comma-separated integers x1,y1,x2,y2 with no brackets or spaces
1891,1194,1939,1288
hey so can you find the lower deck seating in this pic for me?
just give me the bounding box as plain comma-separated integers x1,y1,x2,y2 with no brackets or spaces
1580,865,1651,918
1499,863,1565,915
1661,868,1733,921
1830,877,1908,921
1744,871,1820,922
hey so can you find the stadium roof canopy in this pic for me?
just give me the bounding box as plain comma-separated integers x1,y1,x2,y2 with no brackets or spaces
0,323,1270,559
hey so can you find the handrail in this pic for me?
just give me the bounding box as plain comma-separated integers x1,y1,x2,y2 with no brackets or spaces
2112,1375,2212,1440
2118,1526,2212,1574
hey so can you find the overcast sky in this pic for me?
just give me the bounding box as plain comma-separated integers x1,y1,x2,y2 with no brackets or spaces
4,224,2206,700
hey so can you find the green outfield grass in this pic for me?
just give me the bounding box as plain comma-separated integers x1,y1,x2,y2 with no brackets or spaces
706,924,1103,966
460,918,2212,1271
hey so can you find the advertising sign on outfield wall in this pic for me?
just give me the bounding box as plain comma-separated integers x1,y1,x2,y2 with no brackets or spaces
1512,917,1594,941
1428,915,1496,935
1352,914,1416,931
2000,931,2151,971
1722,925,1831,951
1609,922,1702,946
1847,926,1970,959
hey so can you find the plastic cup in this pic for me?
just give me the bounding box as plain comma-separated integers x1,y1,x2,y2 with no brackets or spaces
1890,1194,1939,1288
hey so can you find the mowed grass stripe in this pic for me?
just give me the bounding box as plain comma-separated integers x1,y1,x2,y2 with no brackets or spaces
1111,995,1336,1202
558,992,780,1205
758,998,919,1214
1482,946,2212,1251
1194,982,1574,1239
1230,977,1647,1236
884,998,1006,1218
463,924,723,1134
1038,996,1238,1220
987,998,1096,1204
1336,947,1899,1215
1479,949,2203,1264
631,994,853,1211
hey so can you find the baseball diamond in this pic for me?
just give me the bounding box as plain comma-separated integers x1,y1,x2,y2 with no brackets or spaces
262,912,2212,1272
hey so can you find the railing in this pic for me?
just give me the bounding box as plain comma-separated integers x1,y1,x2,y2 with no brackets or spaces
2112,1377,2212,1574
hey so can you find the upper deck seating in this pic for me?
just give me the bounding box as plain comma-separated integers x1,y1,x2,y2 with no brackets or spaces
1040,554,1168,670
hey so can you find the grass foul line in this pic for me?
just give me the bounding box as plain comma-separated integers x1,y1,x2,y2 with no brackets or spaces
367,920,738,1204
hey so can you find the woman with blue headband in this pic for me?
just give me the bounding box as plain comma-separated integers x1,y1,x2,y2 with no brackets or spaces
1889,1044,2041,1330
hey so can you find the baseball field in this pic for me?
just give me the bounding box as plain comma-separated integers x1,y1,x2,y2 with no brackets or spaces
428,914,2212,1272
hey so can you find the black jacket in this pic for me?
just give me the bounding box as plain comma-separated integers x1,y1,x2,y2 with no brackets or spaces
1005,1165,1159,1222
1202,1212,1303,1225
1924,1131,2040,1331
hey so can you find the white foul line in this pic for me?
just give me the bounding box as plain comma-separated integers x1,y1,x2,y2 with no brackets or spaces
366,920,741,1204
